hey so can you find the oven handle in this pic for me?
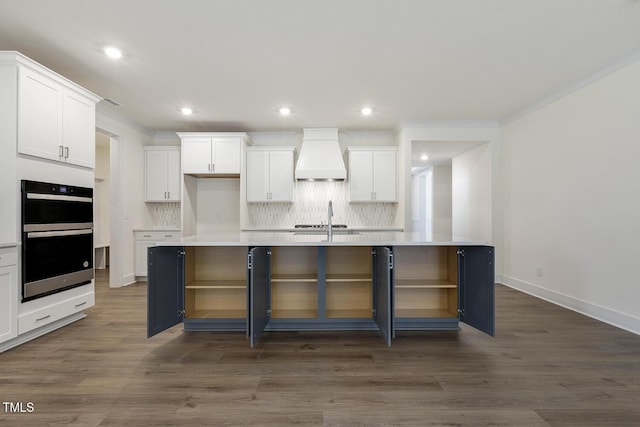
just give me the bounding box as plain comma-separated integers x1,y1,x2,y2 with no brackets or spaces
24,223,93,233
27,229,93,238
26,193,92,203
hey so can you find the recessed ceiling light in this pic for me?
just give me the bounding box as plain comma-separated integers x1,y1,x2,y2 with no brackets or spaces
361,107,372,116
104,46,122,59
279,107,291,116
181,107,193,116
420,154,429,161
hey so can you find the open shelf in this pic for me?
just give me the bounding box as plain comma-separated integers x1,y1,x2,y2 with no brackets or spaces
184,246,248,320
271,281,317,319
394,279,457,289
325,247,373,319
393,246,459,320
185,280,247,289
395,308,458,319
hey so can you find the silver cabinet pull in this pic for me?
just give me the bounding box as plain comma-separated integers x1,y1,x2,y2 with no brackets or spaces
59,145,64,157
75,301,87,308
64,146,69,159
36,315,51,322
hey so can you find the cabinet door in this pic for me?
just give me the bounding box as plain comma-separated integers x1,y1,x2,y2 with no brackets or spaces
373,247,393,346
212,138,241,174
248,247,269,348
349,151,373,201
268,151,294,202
246,151,270,202
145,150,169,201
372,151,396,202
147,246,185,338
0,265,18,344
17,67,63,162
182,138,212,174
459,246,495,336
165,150,181,201
62,89,95,168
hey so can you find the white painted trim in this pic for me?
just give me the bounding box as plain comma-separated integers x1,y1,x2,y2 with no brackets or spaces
121,273,136,287
399,119,500,129
500,47,640,125
0,312,85,354
500,275,640,336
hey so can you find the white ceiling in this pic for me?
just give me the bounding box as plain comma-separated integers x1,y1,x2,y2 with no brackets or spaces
1,0,640,133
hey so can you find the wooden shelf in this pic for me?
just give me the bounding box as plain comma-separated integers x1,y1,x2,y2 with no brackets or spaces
326,274,372,282
185,280,246,289
271,309,318,319
395,308,458,319
271,274,317,283
187,309,246,319
394,279,457,289
326,309,372,319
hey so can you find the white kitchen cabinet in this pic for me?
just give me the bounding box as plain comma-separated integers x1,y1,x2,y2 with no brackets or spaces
134,231,181,277
15,57,99,168
179,133,248,176
348,147,397,202
246,147,294,202
145,147,181,202
0,247,18,344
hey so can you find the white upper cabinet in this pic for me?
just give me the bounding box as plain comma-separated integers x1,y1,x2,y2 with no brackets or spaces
179,133,247,176
246,147,294,202
145,147,181,202
348,147,397,202
12,55,100,168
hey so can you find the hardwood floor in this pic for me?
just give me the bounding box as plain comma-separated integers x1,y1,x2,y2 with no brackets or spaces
2,269,640,426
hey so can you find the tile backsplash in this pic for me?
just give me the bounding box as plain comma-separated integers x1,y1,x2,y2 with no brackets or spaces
149,202,180,228
247,181,397,229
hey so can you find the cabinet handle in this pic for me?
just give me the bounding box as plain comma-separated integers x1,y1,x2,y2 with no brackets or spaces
143,234,151,238
164,235,172,238
167,191,170,199
211,163,215,172
75,301,87,308
59,145,64,157
207,163,211,172
36,314,51,322
64,146,69,159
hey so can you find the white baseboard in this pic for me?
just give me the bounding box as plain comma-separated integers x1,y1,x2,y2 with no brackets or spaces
499,275,640,336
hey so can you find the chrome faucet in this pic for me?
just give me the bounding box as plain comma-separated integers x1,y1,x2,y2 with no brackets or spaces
327,200,333,239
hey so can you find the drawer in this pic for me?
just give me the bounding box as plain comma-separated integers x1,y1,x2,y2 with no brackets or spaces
19,292,95,335
0,248,18,268
135,231,180,241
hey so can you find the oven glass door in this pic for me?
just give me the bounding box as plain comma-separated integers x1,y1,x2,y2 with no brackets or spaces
23,196,93,229
22,229,94,300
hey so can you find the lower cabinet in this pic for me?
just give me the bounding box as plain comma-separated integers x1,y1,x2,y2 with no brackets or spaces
147,244,495,346
0,248,18,344
134,230,180,278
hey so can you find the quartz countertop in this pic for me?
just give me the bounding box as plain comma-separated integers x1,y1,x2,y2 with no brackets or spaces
156,231,488,247
132,228,182,232
0,241,19,249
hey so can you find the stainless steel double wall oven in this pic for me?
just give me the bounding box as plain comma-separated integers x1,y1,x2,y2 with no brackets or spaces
21,180,94,301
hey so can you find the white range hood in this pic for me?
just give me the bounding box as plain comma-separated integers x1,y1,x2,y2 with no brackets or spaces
295,128,347,181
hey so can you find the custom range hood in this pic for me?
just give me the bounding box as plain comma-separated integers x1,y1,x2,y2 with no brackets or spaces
295,128,347,181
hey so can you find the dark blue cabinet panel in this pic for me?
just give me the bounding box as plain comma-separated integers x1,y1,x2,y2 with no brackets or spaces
147,246,184,337
374,246,393,346
459,246,495,336
249,247,269,348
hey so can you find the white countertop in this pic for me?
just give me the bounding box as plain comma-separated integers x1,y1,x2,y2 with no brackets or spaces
0,241,19,249
132,228,181,232
156,231,488,247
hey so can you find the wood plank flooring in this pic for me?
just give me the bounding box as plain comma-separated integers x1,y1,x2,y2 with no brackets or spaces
1,269,640,426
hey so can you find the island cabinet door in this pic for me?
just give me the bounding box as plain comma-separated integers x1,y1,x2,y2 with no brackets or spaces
458,246,495,337
147,246,185,338
248,247,270,348
373,246,394,346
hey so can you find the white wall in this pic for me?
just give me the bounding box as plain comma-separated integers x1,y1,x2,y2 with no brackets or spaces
96,106,153,287
501,58,640,334
94,144,110,247
452,144,491,242
432,165,452,239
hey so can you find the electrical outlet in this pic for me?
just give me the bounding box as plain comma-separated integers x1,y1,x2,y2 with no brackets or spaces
536,266,543,277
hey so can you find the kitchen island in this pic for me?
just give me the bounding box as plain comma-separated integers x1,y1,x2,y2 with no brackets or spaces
148,232,494,347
